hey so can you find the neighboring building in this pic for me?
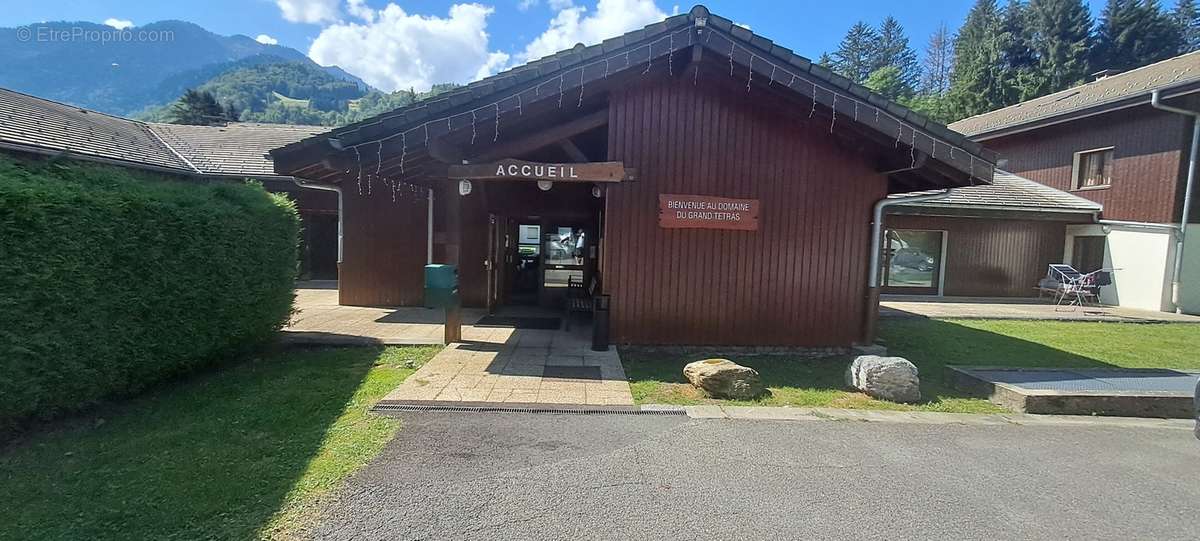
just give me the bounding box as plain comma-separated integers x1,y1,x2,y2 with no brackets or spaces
271,6,997,347
885,172,1100,297
0,87,339,279
947,51,1200,313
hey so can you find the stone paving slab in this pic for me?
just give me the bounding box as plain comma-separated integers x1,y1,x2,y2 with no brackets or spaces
281,287,491,345
381,327,634,407
285,286,634,407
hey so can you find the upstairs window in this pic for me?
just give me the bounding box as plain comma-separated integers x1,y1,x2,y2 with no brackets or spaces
1073,147,1113,189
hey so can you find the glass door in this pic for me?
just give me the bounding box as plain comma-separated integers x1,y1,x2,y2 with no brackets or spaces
540,225,588,307
882,229,945,296
508,223,541,305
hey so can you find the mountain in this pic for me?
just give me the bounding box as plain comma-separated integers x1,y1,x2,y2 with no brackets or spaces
0,20,371,116
139,59,371,126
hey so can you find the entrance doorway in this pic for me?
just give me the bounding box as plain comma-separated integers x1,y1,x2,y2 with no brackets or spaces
486,215,600,312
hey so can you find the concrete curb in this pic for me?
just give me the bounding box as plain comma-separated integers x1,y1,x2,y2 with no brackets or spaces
659,404,1194,430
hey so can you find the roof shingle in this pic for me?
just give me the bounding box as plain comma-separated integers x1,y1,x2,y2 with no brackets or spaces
0,86,326,178
893,170,1102,214
0,87,189,171
149,122,327,177
949,51,1200,138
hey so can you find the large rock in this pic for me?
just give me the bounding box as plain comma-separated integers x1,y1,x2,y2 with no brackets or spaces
684,358,763,399
845,355,921,403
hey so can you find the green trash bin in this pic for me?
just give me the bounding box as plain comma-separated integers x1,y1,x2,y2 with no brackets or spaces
424,264,459,308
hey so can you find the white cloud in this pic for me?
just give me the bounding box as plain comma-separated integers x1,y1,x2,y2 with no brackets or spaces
346,0,375,22
518,0,575,10
308,3,509,92
255,34,280,45
275,0,340,24
103,18,134,30
518,0,666,62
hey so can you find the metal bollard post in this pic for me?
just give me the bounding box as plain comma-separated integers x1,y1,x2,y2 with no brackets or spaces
591,294,610,352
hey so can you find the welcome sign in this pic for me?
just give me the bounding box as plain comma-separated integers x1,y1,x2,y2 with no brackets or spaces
658,194,760,231
448,159,632,182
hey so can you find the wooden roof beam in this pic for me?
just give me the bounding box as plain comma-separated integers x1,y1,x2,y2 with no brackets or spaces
464,108,609,163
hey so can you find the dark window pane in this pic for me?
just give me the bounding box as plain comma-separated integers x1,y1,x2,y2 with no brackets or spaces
1072,236,1105,273
1077,149,1113,188
884,230,943,289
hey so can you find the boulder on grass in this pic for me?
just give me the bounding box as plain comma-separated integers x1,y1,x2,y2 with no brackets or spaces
684,359,763,399
845,355,921,403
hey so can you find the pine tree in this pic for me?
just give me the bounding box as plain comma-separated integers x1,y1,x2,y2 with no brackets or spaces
1000,0,1043,102
168,89,238,126
921,22,956,95
832,22,880,83
817,52,834,68
1095,0,1185,72
872,17,921,92
1027,0,1093,94
949,0,1010,118
1174,0,1200,51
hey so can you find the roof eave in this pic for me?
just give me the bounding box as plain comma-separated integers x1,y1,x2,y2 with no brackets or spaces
957,80,1200,141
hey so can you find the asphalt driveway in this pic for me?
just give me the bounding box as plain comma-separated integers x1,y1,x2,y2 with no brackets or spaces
309,413,1199,540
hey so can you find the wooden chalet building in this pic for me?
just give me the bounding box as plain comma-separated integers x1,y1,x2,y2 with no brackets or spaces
942,51,1200,313
271,5,998,347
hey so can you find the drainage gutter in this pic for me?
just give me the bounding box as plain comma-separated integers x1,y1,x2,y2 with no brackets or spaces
1150,90,1200,313
291,178,343,263
862,189,953,343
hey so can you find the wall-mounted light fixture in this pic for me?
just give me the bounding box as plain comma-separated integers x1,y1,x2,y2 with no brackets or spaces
458,179,473,196
537,180,553,191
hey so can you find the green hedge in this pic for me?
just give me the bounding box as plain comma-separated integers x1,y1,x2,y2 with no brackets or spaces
0,155,299,431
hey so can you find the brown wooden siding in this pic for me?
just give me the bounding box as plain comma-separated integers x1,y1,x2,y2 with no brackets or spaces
338,187,428,306
886,215,1066,297
985,105,1190,223
603,76,887,346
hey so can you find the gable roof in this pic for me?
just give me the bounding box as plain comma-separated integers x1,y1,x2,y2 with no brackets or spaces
892,170,1101,215
150,122,326,177
0,87,192,172
272,5,996,189
949,50,1200,140
0,86,326,178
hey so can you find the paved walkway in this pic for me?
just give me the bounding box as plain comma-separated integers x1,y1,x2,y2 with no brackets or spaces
380,327,633,406
283,284,634,406
881,296,1200,322
282,287,489,345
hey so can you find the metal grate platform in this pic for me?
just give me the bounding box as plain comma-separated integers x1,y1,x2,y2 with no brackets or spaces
966,368,1199,393
947,366,1198,418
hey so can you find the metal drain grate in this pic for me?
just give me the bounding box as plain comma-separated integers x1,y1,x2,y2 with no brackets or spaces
372,403,686,416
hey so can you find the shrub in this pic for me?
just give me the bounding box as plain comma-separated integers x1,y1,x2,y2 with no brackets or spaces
0,155,299,431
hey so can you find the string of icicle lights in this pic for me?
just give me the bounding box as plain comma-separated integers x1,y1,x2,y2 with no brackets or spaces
347,20,991,200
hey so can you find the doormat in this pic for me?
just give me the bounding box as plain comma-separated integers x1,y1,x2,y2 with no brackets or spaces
475,316,562,330
542,365,603,381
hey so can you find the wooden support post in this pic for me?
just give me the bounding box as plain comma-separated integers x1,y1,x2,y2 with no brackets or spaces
443,181,463,344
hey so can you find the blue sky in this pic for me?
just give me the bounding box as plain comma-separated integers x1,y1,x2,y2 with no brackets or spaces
1,0,1108,92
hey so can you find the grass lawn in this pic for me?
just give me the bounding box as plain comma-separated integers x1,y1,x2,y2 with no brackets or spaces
622,319,1200,414
0,345,439,541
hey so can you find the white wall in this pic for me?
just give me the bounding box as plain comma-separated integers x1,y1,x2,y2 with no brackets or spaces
1178,224,1200,314
1064,224,1175,311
